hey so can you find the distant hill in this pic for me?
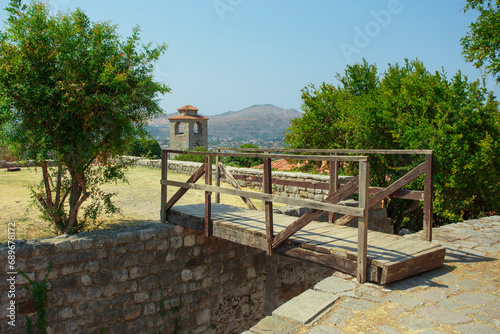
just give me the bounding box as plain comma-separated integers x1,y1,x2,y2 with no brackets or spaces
208,104,301,139
149,104,302,141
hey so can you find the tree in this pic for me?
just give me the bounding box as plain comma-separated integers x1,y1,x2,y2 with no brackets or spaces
174,146,208,163
0,1,170,233
461,0,500,84
285,59,500,231
129,137,162,159
225,143,263,168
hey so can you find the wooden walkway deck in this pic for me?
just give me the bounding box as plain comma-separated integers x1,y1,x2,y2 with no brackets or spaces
167,203,445,284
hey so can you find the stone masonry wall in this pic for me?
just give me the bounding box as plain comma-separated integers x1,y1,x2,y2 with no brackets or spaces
1,223,334,334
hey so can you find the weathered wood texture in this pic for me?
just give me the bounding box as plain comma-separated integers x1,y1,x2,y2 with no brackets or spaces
423,153,434,241
205,155,213,237
218,162,257,210
271,176,360,249
336,162,426,227
263,158,273,255
329,158,339,224
160,151,168,223
164,149,369,162
215,147,433,155
161,180,363,217
357,161,370,283
167,204,445,284
164,165,205,212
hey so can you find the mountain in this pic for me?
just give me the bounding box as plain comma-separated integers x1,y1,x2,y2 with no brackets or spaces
149,104,302,141
208,104,301,139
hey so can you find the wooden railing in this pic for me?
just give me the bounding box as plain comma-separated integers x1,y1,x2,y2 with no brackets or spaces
160,148,434,283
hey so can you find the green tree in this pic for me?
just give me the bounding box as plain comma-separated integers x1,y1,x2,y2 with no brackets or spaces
225,143,263,168
461,0,500,84
129,137,162,159
0,1,170,234
286,59,500,231
174,146,208,163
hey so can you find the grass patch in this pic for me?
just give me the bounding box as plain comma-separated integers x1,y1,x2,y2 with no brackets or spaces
0,166,270,242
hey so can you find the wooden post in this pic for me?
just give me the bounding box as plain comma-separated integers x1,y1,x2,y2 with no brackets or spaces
328,154,339,224
205,154,213,237
423,152,434,241
357,160,369,283
161,150,168,223
215,149,221,204
263,157,274,255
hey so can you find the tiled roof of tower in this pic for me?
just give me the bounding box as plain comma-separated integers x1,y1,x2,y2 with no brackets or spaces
177,105,199,111
168,115,209,120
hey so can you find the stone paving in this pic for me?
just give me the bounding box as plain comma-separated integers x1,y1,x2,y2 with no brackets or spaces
244,216,500,334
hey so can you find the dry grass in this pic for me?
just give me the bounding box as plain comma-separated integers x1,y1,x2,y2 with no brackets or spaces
0,165,268,242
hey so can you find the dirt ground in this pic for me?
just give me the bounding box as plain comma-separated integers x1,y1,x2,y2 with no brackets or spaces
0,165,265,242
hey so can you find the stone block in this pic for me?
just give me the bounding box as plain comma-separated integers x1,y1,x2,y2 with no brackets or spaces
272,289,339,325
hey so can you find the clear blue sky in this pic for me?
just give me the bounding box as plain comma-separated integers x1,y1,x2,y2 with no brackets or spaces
1,0,498,116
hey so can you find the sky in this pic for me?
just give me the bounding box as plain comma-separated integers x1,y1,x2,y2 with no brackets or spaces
1,0,498,116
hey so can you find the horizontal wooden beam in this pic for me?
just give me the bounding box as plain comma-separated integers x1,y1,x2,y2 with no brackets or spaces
275,244,382,283
369,187,424,201
161,179,364,217
216,147,433,155
163,150,369,162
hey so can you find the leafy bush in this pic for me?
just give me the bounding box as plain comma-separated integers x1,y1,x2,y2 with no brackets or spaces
129,138,162,159
174,146,208,163
224,143,263,168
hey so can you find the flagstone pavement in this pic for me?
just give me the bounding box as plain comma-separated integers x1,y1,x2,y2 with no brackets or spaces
244,216,500,334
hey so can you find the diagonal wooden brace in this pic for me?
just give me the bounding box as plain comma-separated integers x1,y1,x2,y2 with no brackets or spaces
218,162,257,210
164,164,206,212
272,175,360,249
336,162,426,226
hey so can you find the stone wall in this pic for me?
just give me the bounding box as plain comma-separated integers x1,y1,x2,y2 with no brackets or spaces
1,223,334,334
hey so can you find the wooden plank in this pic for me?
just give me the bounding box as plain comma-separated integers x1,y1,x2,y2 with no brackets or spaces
369,187,424,201
275,244,382,283
218,162,257,210
215,153,221,203
357,160,369,283
336,162,426,226
213,224,268,251
164,150,369,162
380,246,445,284
215,148,433,155
161,150,168,223
328,158,339,224
162,180,364,217
423,153,434,241
164,165,205,211
205,155,213,237
271,176,360,249
264,157,274,255
166,210,204,232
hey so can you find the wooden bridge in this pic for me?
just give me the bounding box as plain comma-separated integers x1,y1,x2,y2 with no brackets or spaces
160,148,445,284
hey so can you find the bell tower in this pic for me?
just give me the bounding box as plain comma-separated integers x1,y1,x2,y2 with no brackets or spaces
168,105,208,151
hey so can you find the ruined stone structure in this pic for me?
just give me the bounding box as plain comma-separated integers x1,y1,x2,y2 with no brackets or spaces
0,223,334,333
168,105,208,152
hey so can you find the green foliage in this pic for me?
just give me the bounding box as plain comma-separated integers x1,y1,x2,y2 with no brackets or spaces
286,59,500,230
0,1,169,234
129,137,162,159
19,262,53,334
174,146,208,163
224,143,263,168
461,0,500,85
